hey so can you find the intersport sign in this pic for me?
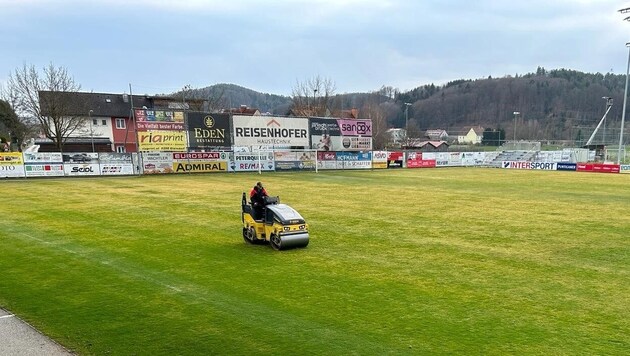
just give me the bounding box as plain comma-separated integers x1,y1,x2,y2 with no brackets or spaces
502,161,557,170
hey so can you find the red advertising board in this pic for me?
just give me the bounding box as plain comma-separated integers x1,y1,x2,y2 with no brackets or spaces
406,152,436,168
577,163,620,173
317,151,336,161
387,151,403,168
407,159,437,168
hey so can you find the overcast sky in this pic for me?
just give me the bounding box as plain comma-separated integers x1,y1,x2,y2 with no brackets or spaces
2,0,630,97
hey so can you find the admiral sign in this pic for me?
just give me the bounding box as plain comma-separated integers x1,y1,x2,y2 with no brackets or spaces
187,112,230,149
171,152,228,173
233,115,309,147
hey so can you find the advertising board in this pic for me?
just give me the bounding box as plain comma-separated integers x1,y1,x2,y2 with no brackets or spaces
171,152,228,173
0,152,25,178
310,118,373,151
23,152,64,177
233,116,309,147
99,152,134,175
62,152,100,176
230,152,275,172
186,112,231,149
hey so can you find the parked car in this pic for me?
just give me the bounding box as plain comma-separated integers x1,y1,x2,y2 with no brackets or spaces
70,153,92,162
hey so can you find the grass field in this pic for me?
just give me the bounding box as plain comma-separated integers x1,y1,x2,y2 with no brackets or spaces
1,169,629,355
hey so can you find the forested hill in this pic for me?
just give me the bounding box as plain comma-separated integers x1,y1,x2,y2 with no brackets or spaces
187,68,628,141
397,68,627,141
190,83,292,114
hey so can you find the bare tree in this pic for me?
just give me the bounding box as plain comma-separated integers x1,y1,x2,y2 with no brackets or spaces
2,63,84,151
291,75,336,116
360,94,390,149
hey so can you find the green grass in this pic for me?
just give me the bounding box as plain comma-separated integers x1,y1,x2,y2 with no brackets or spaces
1,169,629,355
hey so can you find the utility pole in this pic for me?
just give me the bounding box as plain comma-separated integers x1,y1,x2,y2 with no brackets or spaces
404,103,412,142
89,109,95,152
618,7,630,163
513,111,520,142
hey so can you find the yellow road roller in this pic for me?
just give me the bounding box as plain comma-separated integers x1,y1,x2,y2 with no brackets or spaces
241,193,309,250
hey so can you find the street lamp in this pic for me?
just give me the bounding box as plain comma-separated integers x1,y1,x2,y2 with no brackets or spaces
602,97,613,144
618,42,630,163
618,8,630,163
88,109,95,152
404,102,412,139
513,111,520,142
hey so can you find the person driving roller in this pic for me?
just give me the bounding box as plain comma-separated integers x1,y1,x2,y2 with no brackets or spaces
249,182,268,219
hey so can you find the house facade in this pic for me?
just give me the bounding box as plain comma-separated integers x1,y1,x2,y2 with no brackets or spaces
457,127,484,145
37,91,206,152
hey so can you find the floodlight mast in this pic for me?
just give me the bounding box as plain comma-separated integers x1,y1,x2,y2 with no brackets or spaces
618,8,630,164
585,97,613,146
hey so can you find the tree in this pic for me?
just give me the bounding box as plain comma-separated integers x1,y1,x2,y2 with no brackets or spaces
2,63,84,151
291,75,336,116
360,94,390,149
0,99,29,151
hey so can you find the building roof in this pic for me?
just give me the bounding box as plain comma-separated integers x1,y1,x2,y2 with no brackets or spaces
39,91,152,117
404,139,449,148
222,105,260,115
451,126,485,136
38,91,208,117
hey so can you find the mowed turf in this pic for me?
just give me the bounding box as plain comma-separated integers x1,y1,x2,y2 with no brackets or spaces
0,169,628,355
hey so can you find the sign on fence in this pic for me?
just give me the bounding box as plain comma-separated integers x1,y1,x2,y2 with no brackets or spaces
0,152,25,178
233,116,309,147
99,152,135,175
23,152,64,177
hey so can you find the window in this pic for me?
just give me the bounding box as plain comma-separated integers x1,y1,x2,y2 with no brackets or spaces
101,119,107,126
116,118,126,129
92,119,97,125
116,146,126,153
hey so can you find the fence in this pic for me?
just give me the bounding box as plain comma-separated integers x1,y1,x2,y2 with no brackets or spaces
1,148,629,179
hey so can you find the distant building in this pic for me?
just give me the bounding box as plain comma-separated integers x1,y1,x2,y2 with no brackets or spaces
403,140,449,152
425,129,449,141
222,105,261,116
457,126,484,144
37,91,207,152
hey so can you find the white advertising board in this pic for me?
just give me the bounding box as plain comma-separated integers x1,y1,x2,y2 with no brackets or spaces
233,115,309,147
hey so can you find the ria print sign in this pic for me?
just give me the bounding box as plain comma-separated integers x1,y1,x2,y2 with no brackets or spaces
232,115,309,147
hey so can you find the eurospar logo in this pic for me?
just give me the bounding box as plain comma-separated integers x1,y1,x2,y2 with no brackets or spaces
503,161,557,170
